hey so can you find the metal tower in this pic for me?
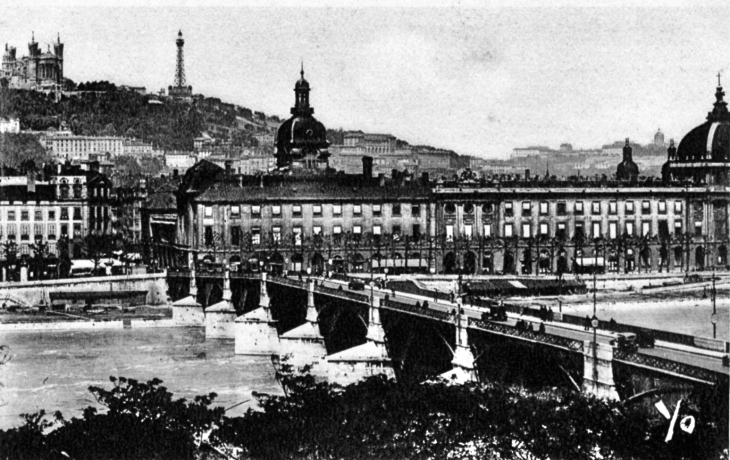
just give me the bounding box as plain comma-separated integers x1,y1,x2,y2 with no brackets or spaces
174,30,186,88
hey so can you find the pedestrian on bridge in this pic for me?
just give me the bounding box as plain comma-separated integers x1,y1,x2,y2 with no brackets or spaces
415,301,421,309
423,301,429,309
583,315,591,331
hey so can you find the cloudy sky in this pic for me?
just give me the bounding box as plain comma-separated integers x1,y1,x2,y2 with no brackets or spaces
0,2,728,158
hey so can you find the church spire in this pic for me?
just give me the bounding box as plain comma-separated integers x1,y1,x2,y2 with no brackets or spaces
707,73,730,122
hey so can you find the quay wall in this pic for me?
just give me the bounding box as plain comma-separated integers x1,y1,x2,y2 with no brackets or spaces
0,273,169,308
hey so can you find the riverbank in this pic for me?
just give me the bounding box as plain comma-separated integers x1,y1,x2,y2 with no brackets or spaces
0,305,176,331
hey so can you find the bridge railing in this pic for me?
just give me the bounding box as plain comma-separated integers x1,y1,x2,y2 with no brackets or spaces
613,348,728,384
268,277,305,289
382,298,453,322
230,273,261,280
469,318,584,353
315,285,369,303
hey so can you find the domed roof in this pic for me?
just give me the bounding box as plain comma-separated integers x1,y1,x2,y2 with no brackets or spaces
274,67,329,168
676,84,730,162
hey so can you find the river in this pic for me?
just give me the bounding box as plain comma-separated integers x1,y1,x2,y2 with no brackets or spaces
0,327,280,430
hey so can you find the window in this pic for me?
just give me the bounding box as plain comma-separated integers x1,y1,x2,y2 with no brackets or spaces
674,221,682,235
35,210,43,221
658,221,669,239
609,222,617,239
252,227,261,245
464,224,473,239
539,223,549,236
642,221,651,237
658,200,667,214
411,204,420,217
504,202,513,217
522,223,531,238
556,223,566,240
575,222,585,240
522,202,531,217
47,224,56,240
353,204,362,216
464,203,474,214
539,202,548,215
445,203,456,214
61,208,69,220
674,201,683,213
60,224,68,237
353,225,362,238
272,205,281,216
21,210,29,221
393,225,402,236
592,222,601,238
642,201,651,215
412,224,421,240
333,225,342,235
446,224,454,241
333,204,342,216
372,204,381,217
293,227,302,246
373,225,381,235
625,222,634,236
313,226,322,235
392,203,401,216
694,222,702,236
272,226,282,242
313,205,322,216
204,206,213,218
557,202,567,216
204,226,214,246
591,201,601,215
73,207,82,220
482,203,493,215
48,210,55,220
504,223,513,237
73,185,81,199
34,223,43,238
231,206,240,218
252,205,261,218
609,201,617,215
574,202,584,215
231,226,241,246
483,223,492,237
7,210,15,221
20,224,29,241
625,201,635,214
6,224,15,239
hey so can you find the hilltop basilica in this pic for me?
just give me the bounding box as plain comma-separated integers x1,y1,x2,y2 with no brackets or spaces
1,33,65,90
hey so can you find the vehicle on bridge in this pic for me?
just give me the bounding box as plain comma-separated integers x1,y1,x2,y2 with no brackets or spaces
610,332,638,353
481,306,508,322
635,330,655,348
348,279,366,291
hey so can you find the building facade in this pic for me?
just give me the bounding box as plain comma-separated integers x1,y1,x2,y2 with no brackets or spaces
1,33,64,90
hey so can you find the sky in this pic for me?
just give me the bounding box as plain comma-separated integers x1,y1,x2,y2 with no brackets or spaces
0,3,728,158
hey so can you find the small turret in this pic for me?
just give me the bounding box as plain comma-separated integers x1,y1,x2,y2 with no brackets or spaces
616,138,639,182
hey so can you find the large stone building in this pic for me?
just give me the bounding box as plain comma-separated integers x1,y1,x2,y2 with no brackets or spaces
1,33,64,90
157,76,729,276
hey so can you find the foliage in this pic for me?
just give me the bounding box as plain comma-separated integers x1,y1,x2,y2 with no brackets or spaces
0,133,50,169
0,369,726,460
0,377,224,460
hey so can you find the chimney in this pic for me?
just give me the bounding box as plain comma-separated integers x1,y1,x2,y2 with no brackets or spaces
378,173,385,187
525,169,530,181
362,156,373,179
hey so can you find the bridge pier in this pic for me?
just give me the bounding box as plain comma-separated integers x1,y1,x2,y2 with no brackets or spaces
279,279,327,371
327,296,395,386
439,309,477,384
235,272,280,355
205,266,237,339
172,255,204,326
582,341,619,401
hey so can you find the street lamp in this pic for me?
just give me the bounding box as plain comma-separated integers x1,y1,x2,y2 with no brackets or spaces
711,269,717,339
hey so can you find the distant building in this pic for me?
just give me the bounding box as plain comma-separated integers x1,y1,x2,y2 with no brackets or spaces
0,117,20,133
654,128,665,147
253,132,275,149
122,139,156,156
119,85,146,95
164,151,197,171
1,33,64,90
47,135,125,160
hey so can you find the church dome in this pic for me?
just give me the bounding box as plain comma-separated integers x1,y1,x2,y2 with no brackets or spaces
675,84,730,162
274,67,329,168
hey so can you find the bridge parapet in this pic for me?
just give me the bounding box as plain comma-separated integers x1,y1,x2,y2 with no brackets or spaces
469,318,584,353
613,348,729,385
382,299,452,322
315,285,369,304
268,277,305,289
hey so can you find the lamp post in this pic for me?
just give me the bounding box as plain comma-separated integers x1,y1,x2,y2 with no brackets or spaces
711,269,717,339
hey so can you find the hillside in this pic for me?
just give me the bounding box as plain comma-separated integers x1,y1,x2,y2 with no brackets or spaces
0,85,277,152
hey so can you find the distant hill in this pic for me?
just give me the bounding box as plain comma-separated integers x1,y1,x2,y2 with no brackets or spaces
0,85,277,152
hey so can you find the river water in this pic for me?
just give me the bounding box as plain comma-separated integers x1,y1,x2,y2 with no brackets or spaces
0,327,280,430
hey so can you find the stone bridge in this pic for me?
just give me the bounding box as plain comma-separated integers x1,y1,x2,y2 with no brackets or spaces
168,266,729,403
